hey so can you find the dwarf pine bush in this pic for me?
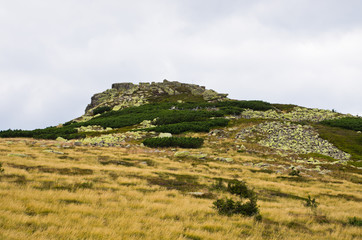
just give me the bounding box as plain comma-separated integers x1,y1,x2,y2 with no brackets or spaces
143,137,204,148
304,195,318,211
213,179,259,216
93,106,112,115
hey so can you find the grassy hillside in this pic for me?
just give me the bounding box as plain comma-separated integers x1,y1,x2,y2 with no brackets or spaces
0,86,361,239
0,135,361,240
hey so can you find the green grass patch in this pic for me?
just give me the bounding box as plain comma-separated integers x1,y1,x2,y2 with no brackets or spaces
299,153,337,162
314,124,362,160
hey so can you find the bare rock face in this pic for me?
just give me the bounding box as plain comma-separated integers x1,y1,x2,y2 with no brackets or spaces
85,79,228,115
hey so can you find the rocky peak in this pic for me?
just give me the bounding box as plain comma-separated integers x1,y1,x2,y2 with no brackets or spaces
85,80,228,115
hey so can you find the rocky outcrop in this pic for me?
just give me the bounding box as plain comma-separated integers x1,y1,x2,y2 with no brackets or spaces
241,107,344,122
236,121,351,160
85,79,228,114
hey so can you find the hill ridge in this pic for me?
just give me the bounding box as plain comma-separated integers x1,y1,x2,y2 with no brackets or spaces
85,79,228,115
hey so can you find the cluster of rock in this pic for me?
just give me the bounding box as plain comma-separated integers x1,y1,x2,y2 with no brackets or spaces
76,125,112,133
173,151,233,163
75,131,147,147
241,107,344,122
85,80,228,115
236,121,351,160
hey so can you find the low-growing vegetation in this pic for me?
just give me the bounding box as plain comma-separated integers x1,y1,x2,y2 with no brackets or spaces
143,137,204,148
213,179,259,217
314,124,362,161
321,117,362,131
0,137,361,240
0,100,271,140
145,118,230,134
348,216,362,227
92,106,112,115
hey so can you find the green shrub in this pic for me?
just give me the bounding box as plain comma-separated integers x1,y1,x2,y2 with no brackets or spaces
211,178,227,191
227,179,252,198
304,195,318,210
63,120,76,126
147,118,230,134
93,106,112,115
348,217,362,227
0,99,272,140
213,179,259,216
321,117,362,131
289,169,301,176
143,137,204,148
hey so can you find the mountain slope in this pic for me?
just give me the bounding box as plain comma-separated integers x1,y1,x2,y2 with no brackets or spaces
0,80,361,239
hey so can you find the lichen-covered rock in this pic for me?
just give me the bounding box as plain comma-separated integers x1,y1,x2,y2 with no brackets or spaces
158,133,172,138
7,153,30,158
216,157,234,163
76,125,111,133
56,137,67,142
174,151,191,157
43,149,64,154
236,121,350,160
191,153,208,159
77,131,148,147
241,107,345,122
83,80,229,117
139,120,156,129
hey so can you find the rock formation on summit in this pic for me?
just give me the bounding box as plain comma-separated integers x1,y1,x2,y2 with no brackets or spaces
85,79,228,115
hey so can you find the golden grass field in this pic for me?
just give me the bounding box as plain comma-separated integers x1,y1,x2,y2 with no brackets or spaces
0,137,361,240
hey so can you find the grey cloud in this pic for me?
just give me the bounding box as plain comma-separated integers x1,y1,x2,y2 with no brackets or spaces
0,0,361,130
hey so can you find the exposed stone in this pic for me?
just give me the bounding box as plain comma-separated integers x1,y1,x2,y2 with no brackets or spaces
43,149,64,155
188,192,210,197
7,153,30,158
241,107,344,122
158,133,172,138
56,137,67,142
83,80,229,116
76,125,110,133
236,121,350,160
191,153,208,159
174,151,191,158
216,157,234,163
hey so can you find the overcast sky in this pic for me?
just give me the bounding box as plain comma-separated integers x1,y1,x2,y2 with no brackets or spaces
1,0,362,130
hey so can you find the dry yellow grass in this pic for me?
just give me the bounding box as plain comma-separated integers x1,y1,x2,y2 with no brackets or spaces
0,138,361,240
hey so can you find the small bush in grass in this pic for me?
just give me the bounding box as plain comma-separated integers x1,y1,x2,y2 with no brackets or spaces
227,179,253,198
213,179,259,217
289,169,300,177
0,162,4,173
143,137,204,148
348,217,362,227
304,195,318,214
211,178,227,191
